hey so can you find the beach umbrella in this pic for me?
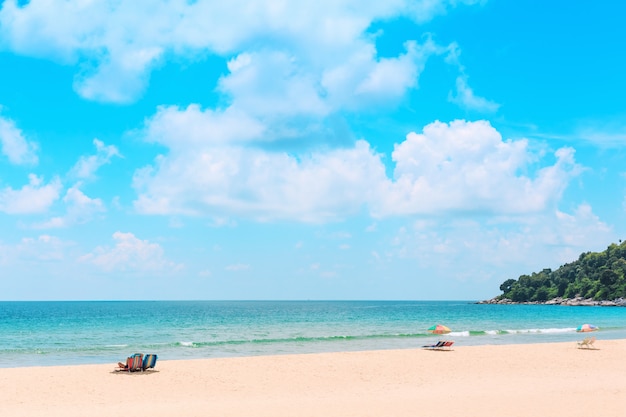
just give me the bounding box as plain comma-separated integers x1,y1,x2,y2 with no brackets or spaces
576,324,598,333
428,324,451,334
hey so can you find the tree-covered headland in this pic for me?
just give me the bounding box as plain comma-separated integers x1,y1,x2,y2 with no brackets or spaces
497,240,626,303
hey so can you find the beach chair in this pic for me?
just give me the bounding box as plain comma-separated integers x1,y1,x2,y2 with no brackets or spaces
441,341,454,350
577,336,596,349
116,356,133,371
142,354,158,371
422,341,453,350
576,337,591,348
116,353,144,372
422,341,445,349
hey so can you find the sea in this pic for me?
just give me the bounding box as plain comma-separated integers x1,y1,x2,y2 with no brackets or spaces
2,300,626,368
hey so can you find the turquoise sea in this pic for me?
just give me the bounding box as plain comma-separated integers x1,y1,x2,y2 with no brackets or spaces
2,300,626,368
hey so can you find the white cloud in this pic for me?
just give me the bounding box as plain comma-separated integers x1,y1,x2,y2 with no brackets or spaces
219,51,329,118
0,0,483,103
374,120,581,216
133,137,387,222
74,46,163,103
322,38,441,110
143,104,266,148
448,75,500,113
388,202,613,287
355,41,422,96
33,185,105,229
69,138,122,180
0,114,38,165
0,234,72,267
134,104,388,223
3,137,115,225
15,234,69,262
0,174,62,214
403,0,487,23
133,116,581,223
79,231,181,273
208,36,444,144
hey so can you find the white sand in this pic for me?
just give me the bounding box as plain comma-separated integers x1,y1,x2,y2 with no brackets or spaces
1,339,624,417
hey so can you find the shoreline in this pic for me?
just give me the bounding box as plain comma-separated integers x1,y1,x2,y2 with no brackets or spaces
2,339,625,417
2,334,621,370
3,331,625,370
479,296,626,306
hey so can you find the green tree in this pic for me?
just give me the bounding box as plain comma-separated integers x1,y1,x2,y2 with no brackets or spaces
496,240,626,302
499,279,516,294
534,286,550,302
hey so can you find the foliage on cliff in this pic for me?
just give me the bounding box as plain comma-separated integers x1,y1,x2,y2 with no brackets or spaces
498,241,626,302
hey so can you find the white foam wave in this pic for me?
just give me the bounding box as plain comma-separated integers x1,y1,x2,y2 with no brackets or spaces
449,331,470,337
179,341,194,347
504,327,577,334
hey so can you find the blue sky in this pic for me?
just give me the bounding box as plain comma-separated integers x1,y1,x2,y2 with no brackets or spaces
1,0,625,301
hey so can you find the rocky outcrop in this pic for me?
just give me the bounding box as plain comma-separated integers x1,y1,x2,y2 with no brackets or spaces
478,297,626,306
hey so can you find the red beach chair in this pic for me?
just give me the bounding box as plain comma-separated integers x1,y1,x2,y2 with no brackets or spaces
115,353,144,372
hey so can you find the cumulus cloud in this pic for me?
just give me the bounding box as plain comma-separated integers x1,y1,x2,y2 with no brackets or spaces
79,231,181,273
143,104,266,148
0,114,38,165
133,116,581,222
2,138,118,225
74,46,163,103
321,38,441,110
374,120,580,216
0,174,62,214
69,138,122,180
220,51,329,119
133,138,387,222
0,0,484,103
33,186,105,229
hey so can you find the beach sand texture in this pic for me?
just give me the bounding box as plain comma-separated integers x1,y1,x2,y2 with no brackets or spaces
1,340,624,417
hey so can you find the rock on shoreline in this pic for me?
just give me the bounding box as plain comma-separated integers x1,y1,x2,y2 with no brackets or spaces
478,296,626,307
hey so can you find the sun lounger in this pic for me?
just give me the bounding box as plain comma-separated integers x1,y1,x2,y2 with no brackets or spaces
422,340,454,350
577,336,596,349
115,353,144,372
422,341,445,349
142,354,158,371
116,356,133,371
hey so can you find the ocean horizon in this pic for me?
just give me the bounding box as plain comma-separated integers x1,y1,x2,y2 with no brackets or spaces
2,300,626,368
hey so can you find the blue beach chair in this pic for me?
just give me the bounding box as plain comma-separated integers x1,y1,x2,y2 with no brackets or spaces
142,354,158,371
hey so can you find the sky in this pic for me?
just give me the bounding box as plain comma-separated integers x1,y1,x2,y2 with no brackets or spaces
0,0,625,301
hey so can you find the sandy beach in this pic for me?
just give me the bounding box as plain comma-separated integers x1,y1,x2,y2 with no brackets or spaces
1,339,624,417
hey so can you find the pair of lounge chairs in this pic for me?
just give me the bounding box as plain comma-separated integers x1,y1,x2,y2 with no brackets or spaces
577,336,596,349
115,353,158,372
422,340,454,350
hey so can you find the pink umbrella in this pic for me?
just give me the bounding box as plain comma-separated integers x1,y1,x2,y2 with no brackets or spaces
428,324,451,334
576,324,598,332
